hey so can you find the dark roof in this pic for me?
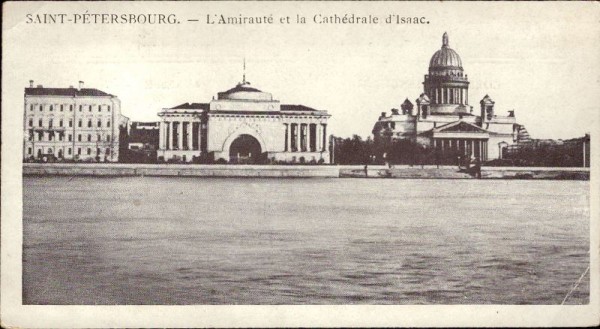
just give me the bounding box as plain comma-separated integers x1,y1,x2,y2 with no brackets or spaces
170,103,209,110
281,104,318,112
25,87,114,97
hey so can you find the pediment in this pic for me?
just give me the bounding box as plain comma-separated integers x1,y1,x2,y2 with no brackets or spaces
434,121,488,133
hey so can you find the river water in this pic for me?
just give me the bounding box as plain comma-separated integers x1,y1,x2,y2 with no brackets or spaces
23,176,589,304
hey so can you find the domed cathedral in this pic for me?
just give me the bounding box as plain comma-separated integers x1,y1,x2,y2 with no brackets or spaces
373,32,525,160
156,72,331,164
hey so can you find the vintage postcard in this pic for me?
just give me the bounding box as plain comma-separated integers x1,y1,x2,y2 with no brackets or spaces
1,1,599,327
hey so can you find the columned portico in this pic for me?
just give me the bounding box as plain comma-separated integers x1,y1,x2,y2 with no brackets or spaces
431,121,490,161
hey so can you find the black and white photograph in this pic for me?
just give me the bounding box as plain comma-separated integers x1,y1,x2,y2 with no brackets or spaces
1,1,599,327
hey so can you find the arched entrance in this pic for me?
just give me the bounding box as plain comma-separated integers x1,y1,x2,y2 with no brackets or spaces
229,134,262,164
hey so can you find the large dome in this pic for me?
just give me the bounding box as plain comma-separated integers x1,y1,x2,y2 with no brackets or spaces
217,81,273,101
429,32,463,69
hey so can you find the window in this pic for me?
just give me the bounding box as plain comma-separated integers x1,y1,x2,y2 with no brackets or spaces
49,119,53,128
106,135,111,142
89,105,92,112
97,134,101,141
87,135,92,142
98,105,102,112
107,106,111,112
49,132,53,141
38,119,43,127
28,148,32,155
79,105,82,112
106,148,110,155
68,148,72,155
70,105,73,112
39,105,43,111
77,148,81,155
97,120,102,127
38,132,43,141
30,105,33,111
78,134,82,142
87,148,91,155
96,148,101,155
107,120,111,128
78,120,82,127
60,104,64,112
28,119,33,127
88,120,92,128
59,133,63,141
68,134,72,142
59,120,63,127
50,105,53,112
69,119,73,127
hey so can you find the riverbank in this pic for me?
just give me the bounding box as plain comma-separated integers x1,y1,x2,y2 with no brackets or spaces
22,163,590,180
339,165,590,180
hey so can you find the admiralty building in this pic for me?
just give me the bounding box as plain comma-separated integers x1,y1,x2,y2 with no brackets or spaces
156,77,331,163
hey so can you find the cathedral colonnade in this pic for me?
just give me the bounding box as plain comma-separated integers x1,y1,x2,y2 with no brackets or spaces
433,138,488,161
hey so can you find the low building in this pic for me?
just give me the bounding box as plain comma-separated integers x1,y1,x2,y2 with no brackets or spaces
156,78,331,163
121,121,160,163
23,80,123,162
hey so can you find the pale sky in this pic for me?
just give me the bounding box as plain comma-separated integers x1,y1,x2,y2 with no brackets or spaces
3,1,600,139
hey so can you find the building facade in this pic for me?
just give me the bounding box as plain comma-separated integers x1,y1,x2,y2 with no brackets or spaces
157,79,331,163
23,81,122,162
373,33,524,160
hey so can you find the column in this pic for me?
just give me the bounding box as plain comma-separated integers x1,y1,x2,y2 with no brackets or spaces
295,123,300,152
316,124,322,152
169,121,174,150
187,121,193,151
177,121,183,150
308,124,313,152
322,124,327,152
479,140,483,161
198,122,203,152
159,121,164,150
471,140,474,157
286,123,291,152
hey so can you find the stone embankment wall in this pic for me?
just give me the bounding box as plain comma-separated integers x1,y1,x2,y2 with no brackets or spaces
22,163,339,178
338,165,590,180
23,163,589,180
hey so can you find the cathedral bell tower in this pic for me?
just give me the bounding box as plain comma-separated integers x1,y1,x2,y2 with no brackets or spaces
423,32,471,115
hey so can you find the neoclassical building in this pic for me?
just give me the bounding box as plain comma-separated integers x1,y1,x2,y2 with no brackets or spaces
373,32,524,160
157,78,331,163
23,81,123,162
